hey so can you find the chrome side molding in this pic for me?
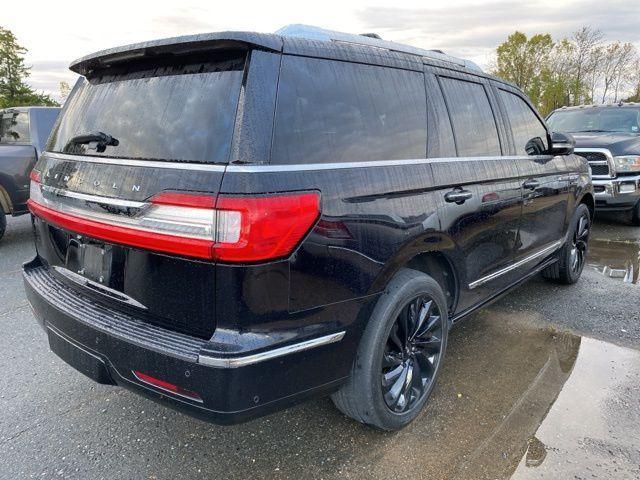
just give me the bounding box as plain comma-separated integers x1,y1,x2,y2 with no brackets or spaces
468,241,562,289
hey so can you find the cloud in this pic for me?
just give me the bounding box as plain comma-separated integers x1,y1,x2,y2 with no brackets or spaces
27,60,79,100
357,0,640,65
151,7,227,37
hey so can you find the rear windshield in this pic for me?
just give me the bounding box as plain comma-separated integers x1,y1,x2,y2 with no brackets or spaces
0,111,30,144
48,51,245,163
547,107,640,134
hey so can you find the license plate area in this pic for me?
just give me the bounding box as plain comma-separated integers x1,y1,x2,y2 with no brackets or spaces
65,238,113,285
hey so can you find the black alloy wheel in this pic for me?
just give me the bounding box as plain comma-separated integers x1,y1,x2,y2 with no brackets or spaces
381,295,444,414
542,203,591,284
569,211,589,276
331,268,448,430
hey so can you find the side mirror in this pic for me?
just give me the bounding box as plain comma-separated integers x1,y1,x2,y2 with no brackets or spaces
525,137,546,155
549,131,575,155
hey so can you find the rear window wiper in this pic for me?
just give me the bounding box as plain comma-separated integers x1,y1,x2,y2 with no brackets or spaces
64,131,119,153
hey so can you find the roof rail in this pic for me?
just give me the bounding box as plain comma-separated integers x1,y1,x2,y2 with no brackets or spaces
275,24,483,72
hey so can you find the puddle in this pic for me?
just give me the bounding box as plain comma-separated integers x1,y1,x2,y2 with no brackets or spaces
348,313,640,480
587,238,640,284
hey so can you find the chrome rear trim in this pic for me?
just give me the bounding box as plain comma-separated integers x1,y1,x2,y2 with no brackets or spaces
53,266,148,310
198,331,346,368
41,185,147,209
44,152,227,172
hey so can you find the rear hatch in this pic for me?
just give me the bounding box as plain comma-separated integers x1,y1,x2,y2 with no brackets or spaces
29,48,247,339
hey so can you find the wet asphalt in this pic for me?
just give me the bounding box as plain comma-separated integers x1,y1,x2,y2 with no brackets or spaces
0,214,639,480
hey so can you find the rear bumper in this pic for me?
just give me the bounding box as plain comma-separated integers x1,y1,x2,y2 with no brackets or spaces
593,175,640,211
23,258,348,424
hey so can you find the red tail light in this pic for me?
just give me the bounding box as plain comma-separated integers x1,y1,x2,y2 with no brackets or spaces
214,193,321,262
29,169,41,182
28,176,320,263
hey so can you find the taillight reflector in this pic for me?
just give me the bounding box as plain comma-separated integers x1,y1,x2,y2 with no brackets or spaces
133,371,202,403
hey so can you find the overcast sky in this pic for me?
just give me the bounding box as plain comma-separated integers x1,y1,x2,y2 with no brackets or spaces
4,0,640,100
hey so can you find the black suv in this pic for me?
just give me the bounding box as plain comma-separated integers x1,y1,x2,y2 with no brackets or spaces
23,26,593,430
0,107,59,240
547,103,640,224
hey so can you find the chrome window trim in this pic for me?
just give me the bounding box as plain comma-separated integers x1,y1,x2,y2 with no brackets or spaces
43,152,545,174
468,241,562,289
198,331,346,368
225,156,543,173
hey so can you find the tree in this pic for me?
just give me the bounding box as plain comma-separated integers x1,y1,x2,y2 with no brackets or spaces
492,27,639,114
494,31,554,108
612,43,636,102
570,27,603,104
59,81,71,103
0,26,58,108
623,59,640,102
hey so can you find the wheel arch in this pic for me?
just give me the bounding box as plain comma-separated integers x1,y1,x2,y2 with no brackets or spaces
369,233,461,317
579,192,595,221
405,251,458,315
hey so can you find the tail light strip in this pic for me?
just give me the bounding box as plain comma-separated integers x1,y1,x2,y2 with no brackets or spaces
28,177,320,262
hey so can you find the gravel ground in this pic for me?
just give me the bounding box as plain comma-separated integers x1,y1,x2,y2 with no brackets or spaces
0,213,638,480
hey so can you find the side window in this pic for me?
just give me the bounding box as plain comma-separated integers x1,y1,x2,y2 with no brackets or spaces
439,77,501,157
498,89,549,155
271,56,427,164
425,74,456,158
0,111,30,144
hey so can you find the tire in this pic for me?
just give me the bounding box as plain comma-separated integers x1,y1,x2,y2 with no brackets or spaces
0,209,6,242
331,268,448,430
631,200,640,226
542,204,591,284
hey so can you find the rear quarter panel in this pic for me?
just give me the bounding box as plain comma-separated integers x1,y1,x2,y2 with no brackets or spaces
0,144,37,212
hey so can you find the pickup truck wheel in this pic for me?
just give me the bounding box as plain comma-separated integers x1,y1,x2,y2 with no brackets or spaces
331,268,448,431
542,204,590,284
631,200,640,226
0,209,6,242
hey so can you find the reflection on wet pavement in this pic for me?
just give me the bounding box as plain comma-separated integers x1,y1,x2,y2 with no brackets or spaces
587,238,640,284
325,312,640,480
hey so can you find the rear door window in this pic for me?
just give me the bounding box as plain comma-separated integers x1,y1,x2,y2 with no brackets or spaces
439,77,501,156
498,89,548,155
0,111,30,144
271,56,427,164
48,51,245,163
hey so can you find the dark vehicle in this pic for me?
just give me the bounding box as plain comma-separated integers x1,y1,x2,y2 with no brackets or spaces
0,107,59,240
547,103,640,224
23,26,593,430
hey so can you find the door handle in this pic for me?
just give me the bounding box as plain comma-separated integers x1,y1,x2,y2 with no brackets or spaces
444,189,473,204
523,179,540,190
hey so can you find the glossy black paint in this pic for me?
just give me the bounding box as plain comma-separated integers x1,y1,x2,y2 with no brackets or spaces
25,33,594,424
0,107,59,215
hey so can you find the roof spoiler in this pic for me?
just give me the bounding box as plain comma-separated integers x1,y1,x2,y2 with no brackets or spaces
69,32,283,76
